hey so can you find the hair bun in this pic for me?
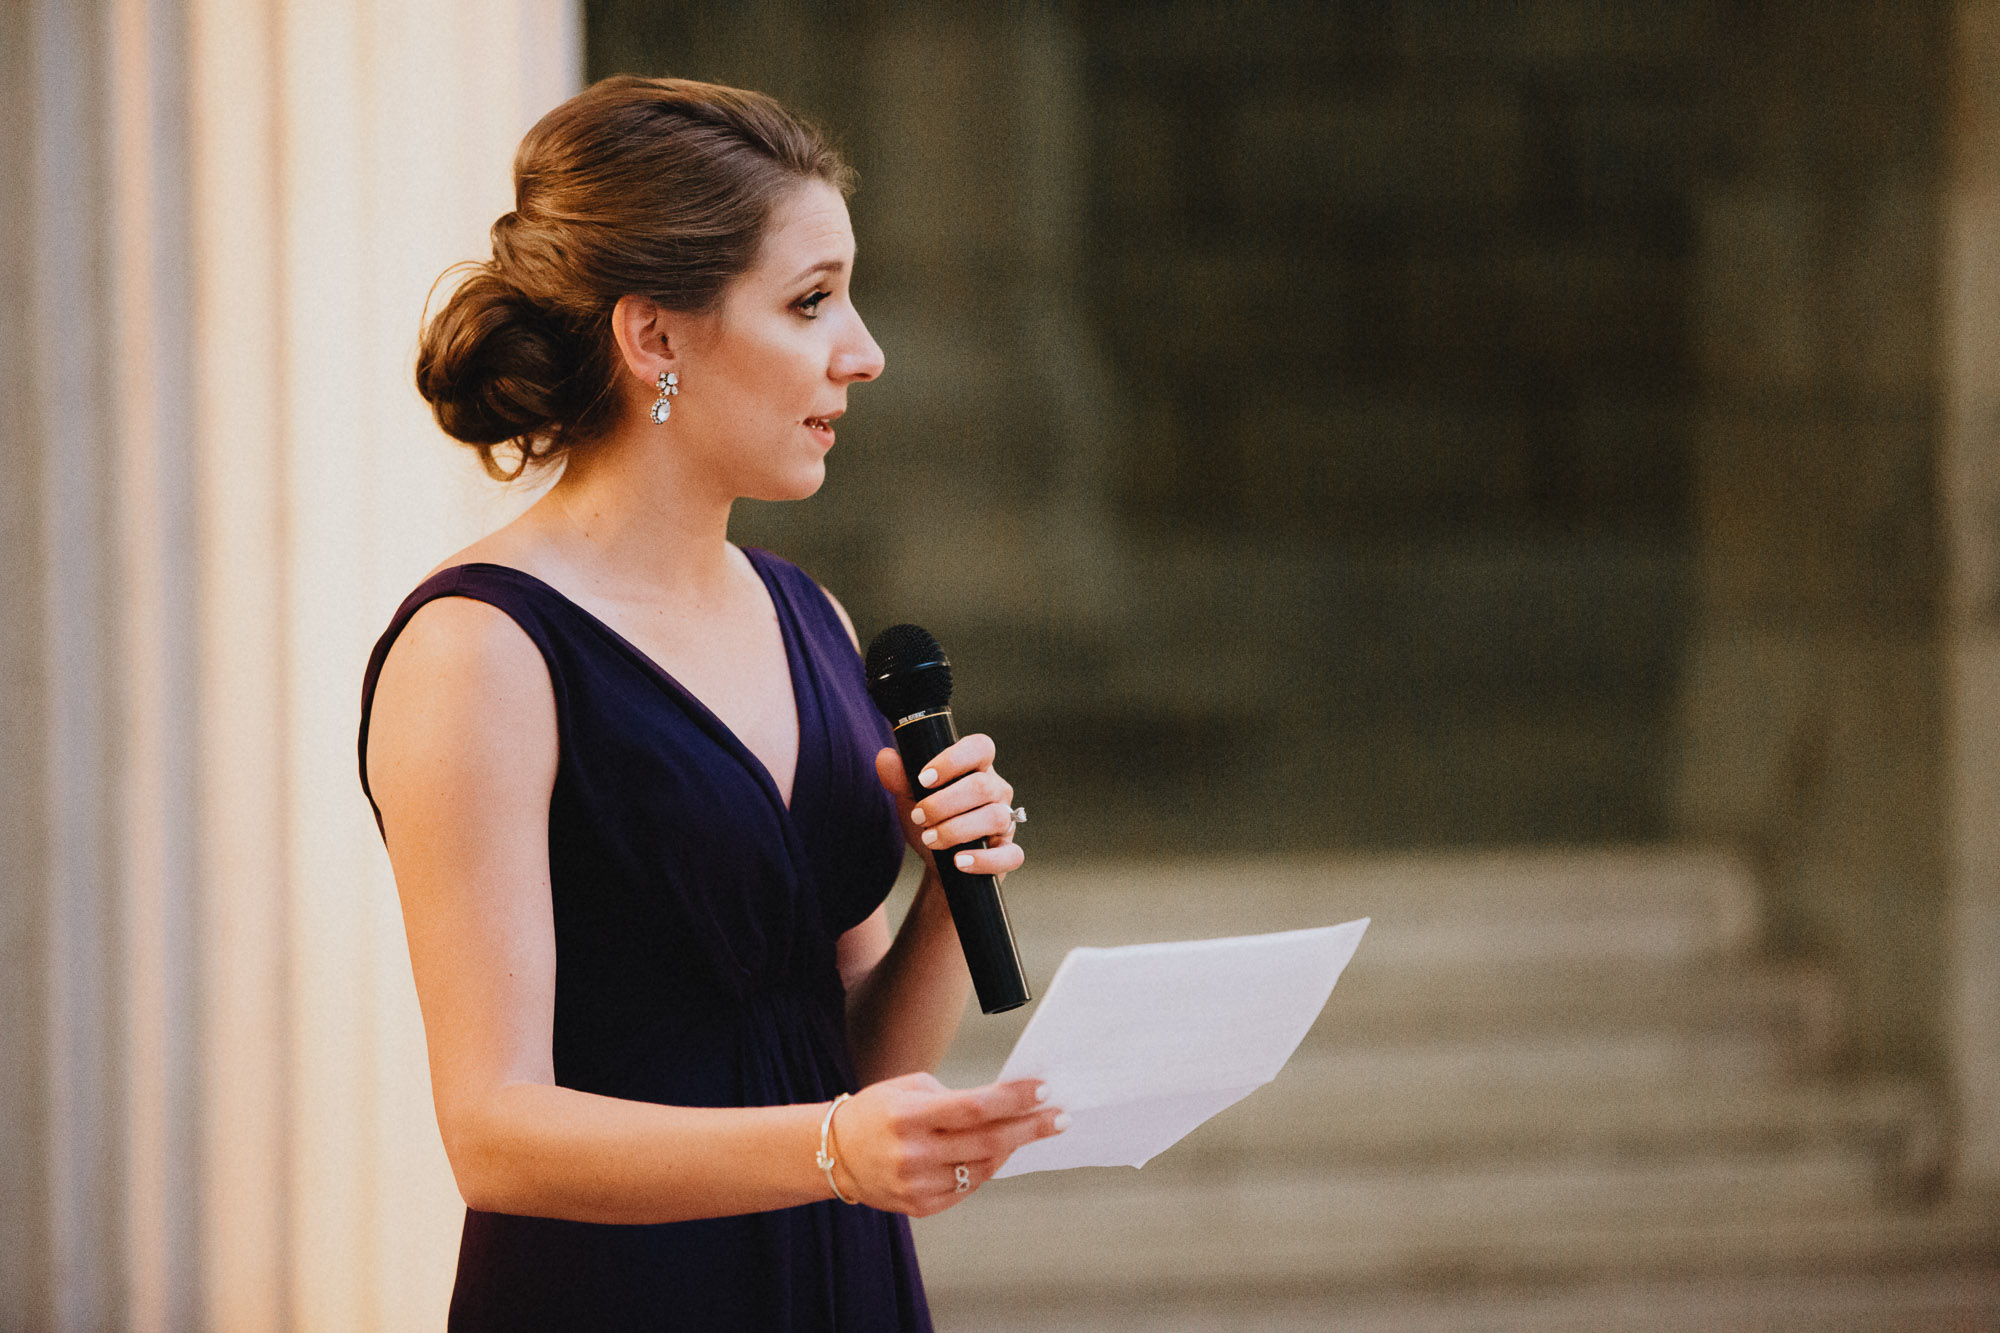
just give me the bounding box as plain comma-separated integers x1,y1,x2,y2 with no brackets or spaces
415,267,582,478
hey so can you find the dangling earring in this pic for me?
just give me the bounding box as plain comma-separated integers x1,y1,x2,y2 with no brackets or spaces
651,370,679,424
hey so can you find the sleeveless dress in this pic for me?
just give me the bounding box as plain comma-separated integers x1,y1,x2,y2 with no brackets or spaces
356,548,932,1331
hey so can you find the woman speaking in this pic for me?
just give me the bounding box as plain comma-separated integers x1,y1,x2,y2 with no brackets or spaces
357,76,1064,1329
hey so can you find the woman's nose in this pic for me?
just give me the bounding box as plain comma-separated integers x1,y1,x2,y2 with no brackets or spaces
837,313,886,384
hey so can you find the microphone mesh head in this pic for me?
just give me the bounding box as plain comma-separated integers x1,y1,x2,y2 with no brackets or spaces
864,623,953,719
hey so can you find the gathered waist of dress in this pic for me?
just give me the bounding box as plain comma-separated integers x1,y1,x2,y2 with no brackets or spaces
552,973,855,1108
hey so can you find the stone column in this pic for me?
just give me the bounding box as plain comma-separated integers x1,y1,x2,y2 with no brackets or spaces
197,7,578,1326
1,2,579,1327
111,2,204,1327
188,7,288,1322
1672,4,1952,1075
9,5,131,1330
0,2,46,1316
1942,0,2000,1197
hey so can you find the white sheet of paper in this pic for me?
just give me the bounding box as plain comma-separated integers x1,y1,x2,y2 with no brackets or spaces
993,918,1369,1177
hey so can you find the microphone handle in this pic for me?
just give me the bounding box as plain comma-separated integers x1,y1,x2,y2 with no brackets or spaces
892,709,1031,1014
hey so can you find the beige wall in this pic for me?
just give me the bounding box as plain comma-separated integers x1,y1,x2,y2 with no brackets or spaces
4,1,578,1327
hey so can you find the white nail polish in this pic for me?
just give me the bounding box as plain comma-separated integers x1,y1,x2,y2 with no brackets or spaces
919,768,938,788
1052,1111,1071,1131
921,830,937,846
910,808,925,825
954,852,973,870
1034,1083,1050,1103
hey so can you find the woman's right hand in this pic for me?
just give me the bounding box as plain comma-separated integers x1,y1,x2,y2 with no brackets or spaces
830,1074,1066,1216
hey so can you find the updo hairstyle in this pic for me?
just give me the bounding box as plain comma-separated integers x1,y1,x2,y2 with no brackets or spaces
416,76,854,479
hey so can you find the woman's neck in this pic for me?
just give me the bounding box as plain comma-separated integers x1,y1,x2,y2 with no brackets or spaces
531,425,739,604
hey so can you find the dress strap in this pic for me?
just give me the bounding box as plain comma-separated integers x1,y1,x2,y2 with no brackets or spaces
743,547,860,660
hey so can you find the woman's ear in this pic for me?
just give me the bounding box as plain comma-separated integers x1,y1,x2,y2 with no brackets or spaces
610,293,676,386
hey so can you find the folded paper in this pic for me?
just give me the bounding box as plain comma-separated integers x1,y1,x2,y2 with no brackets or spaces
994,918,1369,1177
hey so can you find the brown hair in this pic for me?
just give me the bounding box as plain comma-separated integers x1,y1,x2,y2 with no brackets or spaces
416,76,853,479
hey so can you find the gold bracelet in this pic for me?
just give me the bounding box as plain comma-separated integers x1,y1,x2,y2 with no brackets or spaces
816,1093,858,1205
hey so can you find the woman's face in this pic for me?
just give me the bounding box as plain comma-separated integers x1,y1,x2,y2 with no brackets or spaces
669,179,884,502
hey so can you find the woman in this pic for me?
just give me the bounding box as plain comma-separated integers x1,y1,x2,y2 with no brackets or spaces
358,76,1065,1329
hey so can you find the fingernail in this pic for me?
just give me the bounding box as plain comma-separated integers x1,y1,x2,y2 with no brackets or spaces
954,853,973,869
910,808,925,825
921,829,937,846
919,767,938,788
1034,1083,1050,1103
1052,1111,1071,1131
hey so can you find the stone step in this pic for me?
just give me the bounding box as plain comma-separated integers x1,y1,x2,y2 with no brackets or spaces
943,957,1842,1067
1328,959,1842,1054
913,1157,1999,1305
891,849,1986,1323
938,1044,1938,1177
1182,1061,1935,1177
944,1030,1788,1121
926,849,1773,1072
929,1267,2000,1333
992,848,1759,972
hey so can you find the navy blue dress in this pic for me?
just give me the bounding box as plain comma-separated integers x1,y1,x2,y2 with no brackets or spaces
357,548,931,1331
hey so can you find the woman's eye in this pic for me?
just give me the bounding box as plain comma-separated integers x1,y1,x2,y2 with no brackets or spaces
797,290,829,318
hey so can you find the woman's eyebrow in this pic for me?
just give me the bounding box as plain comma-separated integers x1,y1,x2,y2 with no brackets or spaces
788,258,849,284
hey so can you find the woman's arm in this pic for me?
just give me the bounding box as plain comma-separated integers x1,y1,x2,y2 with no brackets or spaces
367,596,1058,1224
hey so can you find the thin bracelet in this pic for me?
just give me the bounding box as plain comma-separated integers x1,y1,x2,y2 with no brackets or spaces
816,1093,858,1205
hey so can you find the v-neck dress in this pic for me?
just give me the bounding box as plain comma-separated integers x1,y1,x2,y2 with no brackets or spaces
357,547,928,1331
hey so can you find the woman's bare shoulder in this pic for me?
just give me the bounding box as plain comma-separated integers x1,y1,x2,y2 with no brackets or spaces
390,496,565,687
385,592,545,681
367,592,557,815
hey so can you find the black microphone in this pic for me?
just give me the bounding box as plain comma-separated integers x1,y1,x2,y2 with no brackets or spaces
864,624,1031,1015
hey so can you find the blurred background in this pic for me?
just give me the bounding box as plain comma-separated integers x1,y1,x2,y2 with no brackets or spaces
4,0,1999,1328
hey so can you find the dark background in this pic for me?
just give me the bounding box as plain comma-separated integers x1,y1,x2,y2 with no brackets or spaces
587,1,1720,857
588,1,1954,1069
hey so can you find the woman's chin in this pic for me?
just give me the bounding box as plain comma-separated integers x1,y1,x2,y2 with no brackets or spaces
749,460,827,504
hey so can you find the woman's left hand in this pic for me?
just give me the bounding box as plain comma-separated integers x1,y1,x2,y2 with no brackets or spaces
875,734,1024,882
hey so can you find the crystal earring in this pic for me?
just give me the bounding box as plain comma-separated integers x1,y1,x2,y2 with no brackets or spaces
650,370,679,424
